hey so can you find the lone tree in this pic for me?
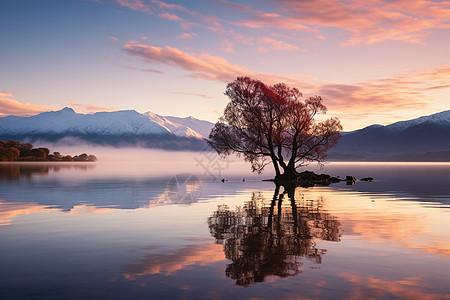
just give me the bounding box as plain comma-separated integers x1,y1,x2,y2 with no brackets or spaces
208,77,342,182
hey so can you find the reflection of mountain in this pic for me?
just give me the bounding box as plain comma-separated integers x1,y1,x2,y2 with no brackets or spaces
208,185,341,286
0,165,202,211
147,173,202,207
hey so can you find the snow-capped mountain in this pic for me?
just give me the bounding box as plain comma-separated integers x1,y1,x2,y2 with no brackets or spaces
387,110,450,131
0,108,215,150
0,107,216,138
0,108,171,136
164,115,215,139
330,110,450,160
143,112,205,139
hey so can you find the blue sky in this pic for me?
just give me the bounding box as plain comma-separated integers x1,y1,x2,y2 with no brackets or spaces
1,0,449,130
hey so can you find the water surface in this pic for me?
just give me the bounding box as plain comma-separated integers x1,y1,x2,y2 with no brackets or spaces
1,159,449,299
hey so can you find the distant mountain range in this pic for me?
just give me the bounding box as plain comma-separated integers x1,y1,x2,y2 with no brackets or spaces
328,110,450,161
0,108,215,150
1,108,449,160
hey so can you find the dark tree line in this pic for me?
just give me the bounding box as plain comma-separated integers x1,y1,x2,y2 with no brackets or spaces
0,140,97,162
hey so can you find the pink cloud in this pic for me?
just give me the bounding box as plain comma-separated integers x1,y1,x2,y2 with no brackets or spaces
151,0,229,34
233,33,255,45
167,91,215,99
220,39,234,52
178,32,197,39
114,0,450,46
122,42,450,122
151,0,191,13
0,92,58,117
109,36,119,41
318,66,450,113
224,0,450,45
122,42,309,87
231,11,313,31
158,12,182,22
258,36,301,51
116,0,153,14
277,0,450,45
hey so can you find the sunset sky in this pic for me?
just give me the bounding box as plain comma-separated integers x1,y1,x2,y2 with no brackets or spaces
1,0,449,130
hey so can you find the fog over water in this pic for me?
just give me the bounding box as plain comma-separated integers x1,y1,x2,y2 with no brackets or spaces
46,145,271,179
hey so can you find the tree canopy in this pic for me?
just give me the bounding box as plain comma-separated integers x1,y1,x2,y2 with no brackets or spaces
208,77,342,181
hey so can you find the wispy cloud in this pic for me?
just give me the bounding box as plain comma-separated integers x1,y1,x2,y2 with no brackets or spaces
158,12,182,22
115,63,164,74
277,0,450,45
220,39,234,52
151,0,228,34
317,66,450,113
122,42,310,87
224,0,450,45
257,36,302,52
178,32,197,39
116,0,153,14
167,91,215,99
114,0,450,47
123,42,450,118
0,92,57,117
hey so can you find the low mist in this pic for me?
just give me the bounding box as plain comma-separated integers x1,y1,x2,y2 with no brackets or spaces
41,143,270,180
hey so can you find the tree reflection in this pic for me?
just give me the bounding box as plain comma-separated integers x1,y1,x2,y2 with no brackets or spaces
208,185,341,286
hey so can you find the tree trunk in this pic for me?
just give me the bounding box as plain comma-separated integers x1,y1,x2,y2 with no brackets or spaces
274,163,299,182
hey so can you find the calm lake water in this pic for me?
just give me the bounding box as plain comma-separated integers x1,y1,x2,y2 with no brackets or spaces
1,155,450,299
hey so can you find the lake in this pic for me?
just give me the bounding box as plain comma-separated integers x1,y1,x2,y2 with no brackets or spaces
1,152,450,299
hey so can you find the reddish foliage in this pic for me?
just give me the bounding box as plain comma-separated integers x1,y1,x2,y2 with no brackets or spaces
208,77,342,180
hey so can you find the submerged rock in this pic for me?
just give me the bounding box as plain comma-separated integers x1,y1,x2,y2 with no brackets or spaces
274,171,341,188
360,177,374,182
345,176,357,185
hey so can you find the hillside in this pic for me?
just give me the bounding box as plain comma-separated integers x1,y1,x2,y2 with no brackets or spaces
329,110,450,161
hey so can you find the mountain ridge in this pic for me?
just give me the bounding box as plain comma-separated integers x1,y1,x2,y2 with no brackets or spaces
330,110,450,161
1,108,449,159
0,108,215,150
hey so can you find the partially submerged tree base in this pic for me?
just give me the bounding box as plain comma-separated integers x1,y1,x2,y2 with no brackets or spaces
272,171,341,188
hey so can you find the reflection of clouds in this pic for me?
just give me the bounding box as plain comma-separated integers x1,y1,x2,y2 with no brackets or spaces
148,173,202,208
62,205,113,215
342,213,450,257
299,188,450,259
123,244,225,280
1,170,202,211
0,201,49,226
0,200,112,226
340,273,450,300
